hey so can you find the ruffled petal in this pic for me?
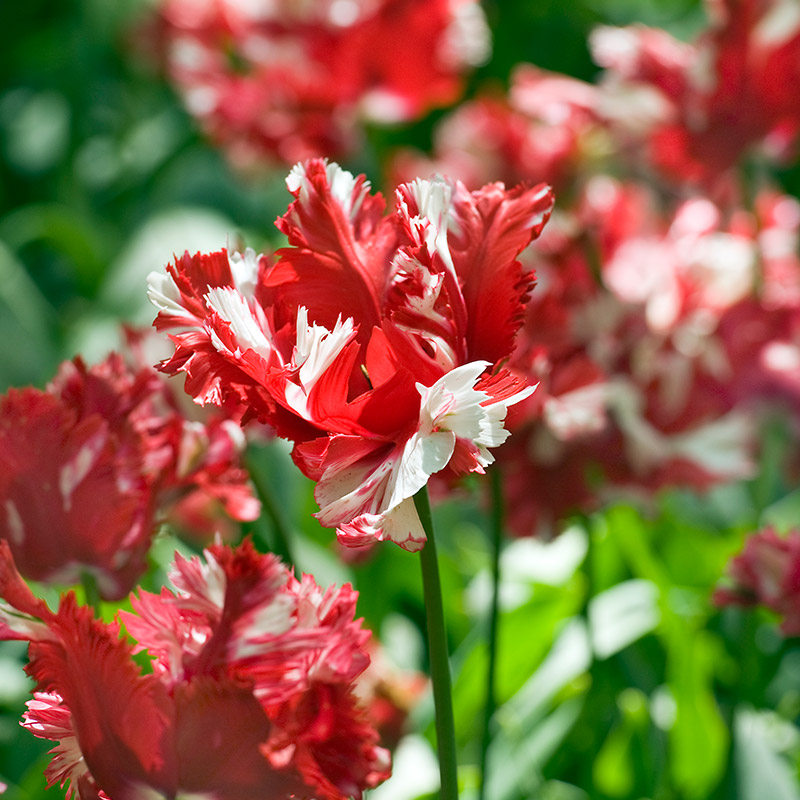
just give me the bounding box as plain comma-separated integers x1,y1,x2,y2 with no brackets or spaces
447,180,554,363
270,159,397,339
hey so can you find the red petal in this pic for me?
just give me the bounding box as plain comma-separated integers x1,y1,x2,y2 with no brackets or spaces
448,180,554,363
153,250,237,331
0,389,154,600
270,159,397,342
23,595,178,799
264,684,389,800
175,676,306,800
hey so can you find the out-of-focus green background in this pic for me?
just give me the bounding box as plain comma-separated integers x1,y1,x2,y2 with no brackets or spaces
1,1,800,799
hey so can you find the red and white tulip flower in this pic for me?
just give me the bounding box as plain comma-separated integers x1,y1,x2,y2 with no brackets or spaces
0,538,389,800
149,158,554,550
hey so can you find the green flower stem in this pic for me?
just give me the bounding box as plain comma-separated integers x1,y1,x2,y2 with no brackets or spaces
245,448,295,568
414,485,459,800
478,467,504,800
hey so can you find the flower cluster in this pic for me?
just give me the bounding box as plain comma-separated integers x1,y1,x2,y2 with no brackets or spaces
395,0,800,196
0,538,389,799
0,352,259,599
150,0,489,167
391,0,800,537
392,63,606,195
149,157,554,549
495,180,788,534
7,0,800,794
591,0,800,189
401,0,799,194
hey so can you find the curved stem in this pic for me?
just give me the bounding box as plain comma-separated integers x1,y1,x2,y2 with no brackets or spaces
478,467,504,800
414,486,459,800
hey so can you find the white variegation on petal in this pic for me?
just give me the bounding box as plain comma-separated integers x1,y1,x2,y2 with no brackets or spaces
316,445,399,529
479,400,516,452
325,161,370,220
147,270,190,320
388,429,456,511
339,497,427,552
228,247,261,299
665,413,755,479
392,253,446,315
755,0,800,46
608,379,754,479
403,178,455,272
417,361,490,440
527,183,557,229
205,287,273,360
59,427,107,512
3,500,25,546
230,592,296,661
293,306,357,391
175,421,209,479
282,307,358,420
287,159,370,222
389,251,457,370
323,362,534,549
377,497,428,550
169,549,227,618
317,437,433,548
169,36,209,71
359,88,412,123
416,361,534,467
23,693,93,796
440,0,491,68
0,602,52,642
681,232,756,310
544,382,609,441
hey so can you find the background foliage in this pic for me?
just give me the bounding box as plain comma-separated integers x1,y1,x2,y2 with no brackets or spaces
1,1,799,798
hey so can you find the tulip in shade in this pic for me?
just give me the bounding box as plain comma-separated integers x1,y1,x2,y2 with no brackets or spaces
0,353,260,599
0,538,389,799
0,357,159,600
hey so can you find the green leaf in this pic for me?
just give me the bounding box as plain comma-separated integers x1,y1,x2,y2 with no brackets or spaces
589,579,660,659
667,629,729,798
498,619,592,734
0,239,56,388
735,707,800,800
592,689,649,797
488,698,586,800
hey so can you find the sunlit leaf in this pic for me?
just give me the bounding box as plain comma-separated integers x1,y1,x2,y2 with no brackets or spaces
589,579,660,659
735,707,800,800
